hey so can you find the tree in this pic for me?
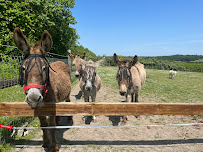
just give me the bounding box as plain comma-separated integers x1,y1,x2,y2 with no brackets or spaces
0,0,79,55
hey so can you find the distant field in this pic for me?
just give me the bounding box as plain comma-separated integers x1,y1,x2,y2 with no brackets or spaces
97,66,203,103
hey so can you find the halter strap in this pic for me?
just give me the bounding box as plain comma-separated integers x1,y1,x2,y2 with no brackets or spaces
23,84,48,96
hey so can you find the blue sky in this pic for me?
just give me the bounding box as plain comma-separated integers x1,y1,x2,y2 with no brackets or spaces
71,0,203,56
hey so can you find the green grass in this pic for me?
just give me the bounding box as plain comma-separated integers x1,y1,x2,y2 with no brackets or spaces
142,69,203,103
0,85,25,102
97,66,203,103
97,66,118,89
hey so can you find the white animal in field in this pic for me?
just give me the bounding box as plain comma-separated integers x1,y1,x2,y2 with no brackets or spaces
169,70,177,79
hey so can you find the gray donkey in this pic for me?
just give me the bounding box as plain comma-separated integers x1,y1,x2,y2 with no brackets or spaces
79,65,101,122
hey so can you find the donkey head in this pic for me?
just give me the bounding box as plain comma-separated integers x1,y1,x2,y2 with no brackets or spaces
68,52,86,78
14,27,52,109
81,66,96,91
114,53,138,96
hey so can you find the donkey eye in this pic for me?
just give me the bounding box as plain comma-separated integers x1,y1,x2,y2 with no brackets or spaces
42,66,46,71
22,66,26,71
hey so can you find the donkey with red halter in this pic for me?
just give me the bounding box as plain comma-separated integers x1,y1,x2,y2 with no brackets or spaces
114,53,146,123
14,27,71,152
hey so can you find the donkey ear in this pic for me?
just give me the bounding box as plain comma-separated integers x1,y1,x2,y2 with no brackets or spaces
68,50,75,59
113,53,120,66
131,55,138,66
40,30,53,55
13,27,30,56
81,53,86,59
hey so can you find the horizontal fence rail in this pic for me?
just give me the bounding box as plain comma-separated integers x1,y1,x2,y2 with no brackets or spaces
1,102,203,116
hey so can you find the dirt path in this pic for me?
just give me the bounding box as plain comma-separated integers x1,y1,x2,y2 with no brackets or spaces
13,82,203,152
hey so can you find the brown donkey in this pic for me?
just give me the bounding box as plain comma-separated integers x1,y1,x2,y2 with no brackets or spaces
68,52,86,79
114,53,146,123
14,27,71,152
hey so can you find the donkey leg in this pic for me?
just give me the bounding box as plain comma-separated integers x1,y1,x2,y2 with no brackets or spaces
84,94,89,102
131,93,134,102
121,94,130,125
66,93,73,122
38,116,49,148
133,92,140,119
135,93,139,102
91,95,96,122
66,91,71,102
83,94,89,121
49,116,59,152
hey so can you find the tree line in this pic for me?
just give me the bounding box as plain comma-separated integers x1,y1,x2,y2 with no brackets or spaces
148,54,203,62
100,55,203,72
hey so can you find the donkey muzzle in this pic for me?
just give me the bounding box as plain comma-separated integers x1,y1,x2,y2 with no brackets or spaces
119,91,126,96
26,88,44,109
85,86,92,91
119,84,127,96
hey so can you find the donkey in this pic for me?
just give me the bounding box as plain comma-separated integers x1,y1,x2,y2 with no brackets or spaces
114,53,146,123
68,52,105,78
79,65,101,122
87,57,106,67
68,52,86,79
14,27,71,152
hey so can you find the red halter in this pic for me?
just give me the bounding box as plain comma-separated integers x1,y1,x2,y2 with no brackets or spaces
23,84,48,96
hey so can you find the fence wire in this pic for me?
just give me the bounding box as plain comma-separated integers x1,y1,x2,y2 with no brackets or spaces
0,53,32,146
0,48,71,146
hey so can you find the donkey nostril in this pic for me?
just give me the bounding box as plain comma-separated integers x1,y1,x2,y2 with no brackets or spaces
120,92,126,96
85,87,91,91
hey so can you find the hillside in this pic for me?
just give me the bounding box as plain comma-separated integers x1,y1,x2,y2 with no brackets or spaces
99,55,203,72
146,54,203,62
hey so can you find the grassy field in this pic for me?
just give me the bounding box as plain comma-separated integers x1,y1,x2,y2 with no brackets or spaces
97,66,203,103
0,85,25,102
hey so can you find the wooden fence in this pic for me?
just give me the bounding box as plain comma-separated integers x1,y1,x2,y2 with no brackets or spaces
1,102,203,116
